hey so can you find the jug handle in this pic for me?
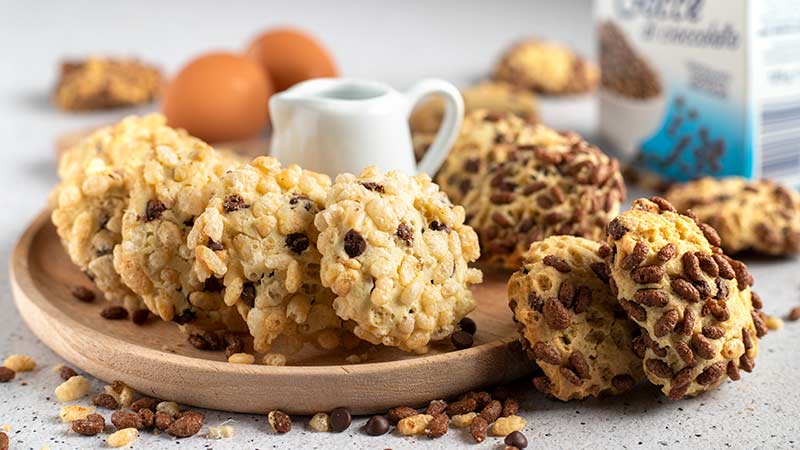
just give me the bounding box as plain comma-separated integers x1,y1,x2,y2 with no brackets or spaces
405,79,464,177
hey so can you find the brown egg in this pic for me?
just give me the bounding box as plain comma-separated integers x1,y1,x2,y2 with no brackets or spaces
163,52,273,143
246,27,338,92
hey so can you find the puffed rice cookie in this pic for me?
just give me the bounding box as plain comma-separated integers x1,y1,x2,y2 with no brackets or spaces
112,122,244,330
493,39,599,95
665,177,800,255
51,115,169,311
508,236,644,400
605,197,765,399
436,110,625,269
315,166,483,353
410,81,538,135
188,156,347,353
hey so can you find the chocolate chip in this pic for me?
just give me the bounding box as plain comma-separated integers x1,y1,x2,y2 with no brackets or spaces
752,310,768,337
696,253,719,277
490,192,516,204
501,398,519,417
131,397,160,412
740,353,755,372
100,306,128,320
634,289,669,307
425,400,448,416
670,278,700,303
727,360,741,381
598,243,612,258
632,265,665,284
396,223,414,246
0,367,15,383
388,406,418,424
285,233,310,254
92,393,118,409
429,221,449,232
543,298,571,330
464,158,480,173
112,410,143,430
632,336,648,358
621,241,648,270
479,400,502,423
343,229,366,258
543,255,571,273
569,351,591,379
730,259,753,290
532,376,552,394
590,262,611,284
558,280,576,308
532,341,561,365
459,317,477,335
657,244,676,261
645,358,674,378
682,252,703,282
611,374,636,393
674,340,696,367
715,277,730,300
173,309,196,325
573,286,592,314
451,331,474,350
620,299,647,322
130,308,150,325
607,217,629,240
691,334,716,359
155,411,173,430
446,398,477,416
206,238,224,251
58,365,78,381
240,283,256,307
704,299,730,322
360,182,385,193
139,408,155,429
789,307,800,321
742,328,753,350
329,407,351,432
364,415,390,436
679,309,696,336
168,411,205,437
696,361,726,385
145,199,167,222
223,194,248,213
750,292,763,310
71,286,95,303
650,196,676,212
702,325,725,339
470,416,488,443
203,277,223,293
505,431,528,448
72,414,105,436
560,366,583,386
654,309,680,337
698,223,722,247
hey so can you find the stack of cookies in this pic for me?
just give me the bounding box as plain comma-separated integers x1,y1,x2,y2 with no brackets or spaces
51,115,483,362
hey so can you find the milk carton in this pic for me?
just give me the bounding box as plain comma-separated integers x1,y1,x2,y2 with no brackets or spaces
597,0,800,186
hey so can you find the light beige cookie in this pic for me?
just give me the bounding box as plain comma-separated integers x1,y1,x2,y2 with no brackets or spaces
508,236,644,400
112,124,245,331
605,197,766,400
493,39,599,95
54,57,162,111
410,81,538,135
188,156,349,353
314,166,483,353
435,110,625,269
665,177,800,255
50,115,169,311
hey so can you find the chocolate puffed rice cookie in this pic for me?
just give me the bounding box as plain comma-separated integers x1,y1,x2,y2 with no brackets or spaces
493,39,599,95
315,166,483,353
50,115,173,311
605,197,765,400
187,156,348,353
665,177,800,256
508,236,644,400
113,123,245,331
436,110,625,269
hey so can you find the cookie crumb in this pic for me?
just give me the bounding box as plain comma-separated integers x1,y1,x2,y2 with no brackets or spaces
268,410,292,434
262,353,287,366
70,286,95,302
492,415,527,436
59,405,95,422
207,424,234,439
308,413,330,432
105,381,136,407
3,355,36,372
55,376,91,402
107,428,138,447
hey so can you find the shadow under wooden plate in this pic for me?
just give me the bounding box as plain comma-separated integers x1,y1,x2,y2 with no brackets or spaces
10,210,534,415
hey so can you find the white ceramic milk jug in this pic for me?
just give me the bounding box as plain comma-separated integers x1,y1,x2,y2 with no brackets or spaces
269,78,464,178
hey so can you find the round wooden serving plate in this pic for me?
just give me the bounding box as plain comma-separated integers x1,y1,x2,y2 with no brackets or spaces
10,210,534,415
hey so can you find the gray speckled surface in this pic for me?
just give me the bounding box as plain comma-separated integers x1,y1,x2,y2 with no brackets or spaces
2,1,799,449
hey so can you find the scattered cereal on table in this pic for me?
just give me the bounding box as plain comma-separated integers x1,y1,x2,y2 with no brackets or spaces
227,353,255,365
308,413,331,432
492,415,527,436
3,355,35,372
55,376,91,402
59,405,95,422
207,424,235,439
268,410,292,434
71,414,105,436
107,428,138,447
397,414,433,436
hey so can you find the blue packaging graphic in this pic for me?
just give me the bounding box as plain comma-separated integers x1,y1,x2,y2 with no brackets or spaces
597,0,800,187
